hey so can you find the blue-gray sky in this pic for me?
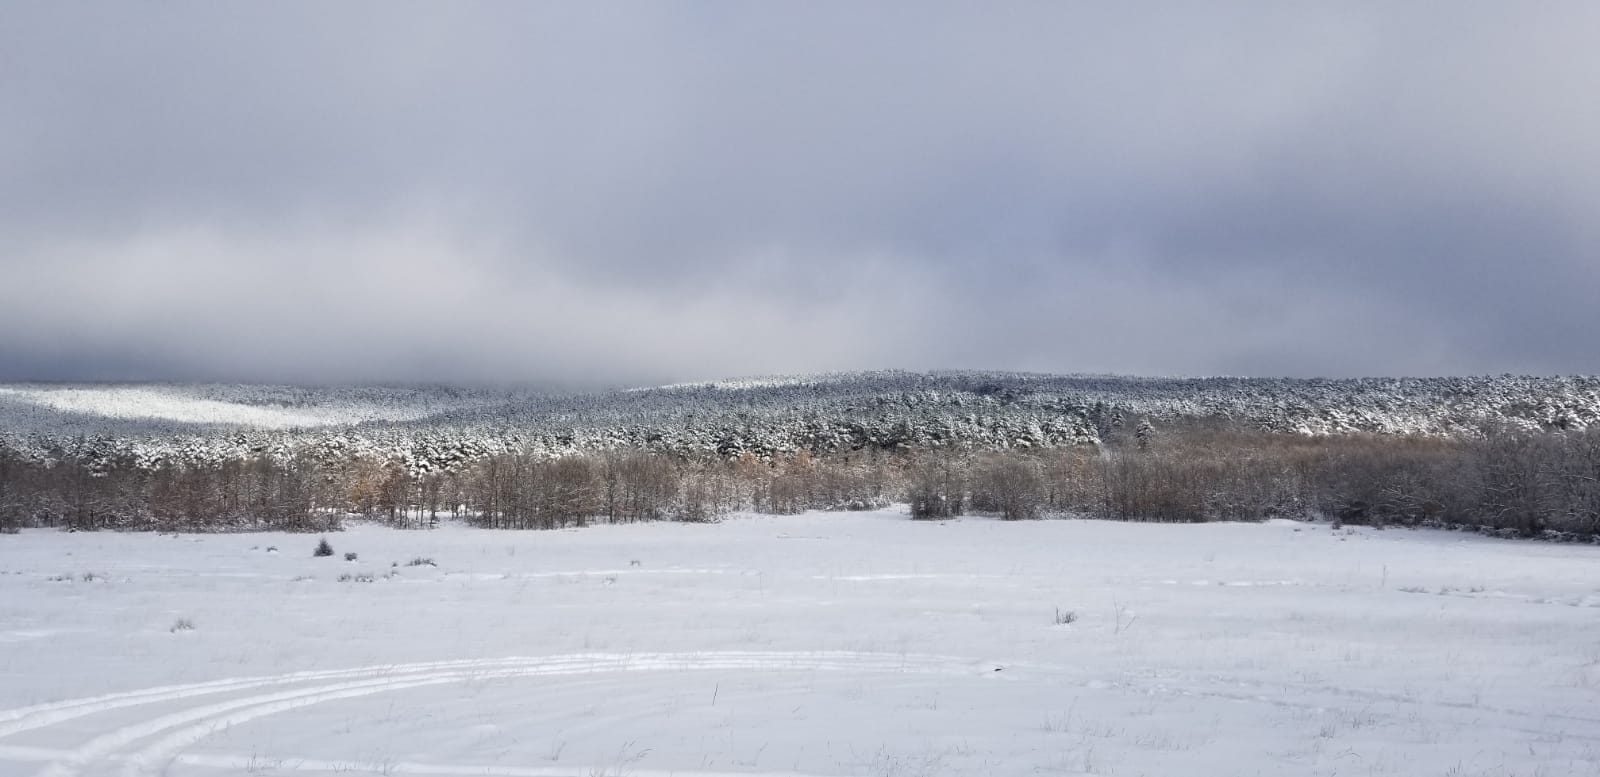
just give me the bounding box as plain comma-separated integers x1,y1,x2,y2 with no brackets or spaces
3,3,1598,385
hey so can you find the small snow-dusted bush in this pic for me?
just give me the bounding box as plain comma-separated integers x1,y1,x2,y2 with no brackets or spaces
47,571,112,583
344,552,358,561
313,538,334,557
1054,608,1078,626
405,556,436,567
169,618,195,633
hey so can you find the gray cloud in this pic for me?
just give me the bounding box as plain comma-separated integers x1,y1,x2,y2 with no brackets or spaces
3,2,1598,384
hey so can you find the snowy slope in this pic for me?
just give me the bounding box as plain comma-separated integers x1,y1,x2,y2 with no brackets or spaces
3,372,1600,467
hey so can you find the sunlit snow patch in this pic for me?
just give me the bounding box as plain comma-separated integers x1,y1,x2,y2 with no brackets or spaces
0,387,444,429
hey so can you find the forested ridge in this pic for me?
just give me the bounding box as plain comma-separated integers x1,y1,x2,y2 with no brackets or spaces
2,372,1599,538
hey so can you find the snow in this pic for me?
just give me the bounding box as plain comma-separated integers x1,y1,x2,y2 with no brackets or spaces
1,511,1597,776
0,387,356,429
6,372,1600,467
0,385,491,432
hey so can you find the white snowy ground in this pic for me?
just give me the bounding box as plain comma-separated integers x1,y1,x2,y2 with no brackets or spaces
1,511,1597,777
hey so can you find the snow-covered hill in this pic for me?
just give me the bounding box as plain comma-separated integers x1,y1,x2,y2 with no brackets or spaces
3,372,1599,468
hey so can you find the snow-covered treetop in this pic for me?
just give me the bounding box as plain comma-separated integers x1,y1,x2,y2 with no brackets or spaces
2,371,1596,467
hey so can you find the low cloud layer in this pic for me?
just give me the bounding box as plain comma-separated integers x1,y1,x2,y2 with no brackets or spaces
4,3,1598,385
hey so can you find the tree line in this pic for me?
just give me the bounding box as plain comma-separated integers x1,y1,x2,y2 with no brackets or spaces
2,423,1599,540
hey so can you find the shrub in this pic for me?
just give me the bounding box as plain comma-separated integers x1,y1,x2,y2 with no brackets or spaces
971,456,1044,520
405,556,436,567
909,457,964,520
170,618,195,633
313,538,334,557
344,552,358,562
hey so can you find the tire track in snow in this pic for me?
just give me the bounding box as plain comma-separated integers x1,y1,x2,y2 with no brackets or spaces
0,652,1001,777
0,656,551,737
5,746,843,777
177,753,842,777
0,650,946,740
8,652,1591,776
121,655,991,777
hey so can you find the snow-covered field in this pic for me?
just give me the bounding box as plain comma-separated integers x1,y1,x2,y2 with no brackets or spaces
1,511,1597,777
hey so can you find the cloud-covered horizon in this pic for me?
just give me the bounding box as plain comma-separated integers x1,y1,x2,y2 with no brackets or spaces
4,3,1598,385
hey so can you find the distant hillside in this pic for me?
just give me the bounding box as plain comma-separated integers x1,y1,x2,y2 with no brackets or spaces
3,372,1599,469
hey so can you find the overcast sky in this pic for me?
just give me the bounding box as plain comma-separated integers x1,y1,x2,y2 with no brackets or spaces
3,3,1598,386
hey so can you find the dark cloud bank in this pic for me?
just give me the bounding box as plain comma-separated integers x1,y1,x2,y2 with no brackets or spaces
2,3,1598,386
